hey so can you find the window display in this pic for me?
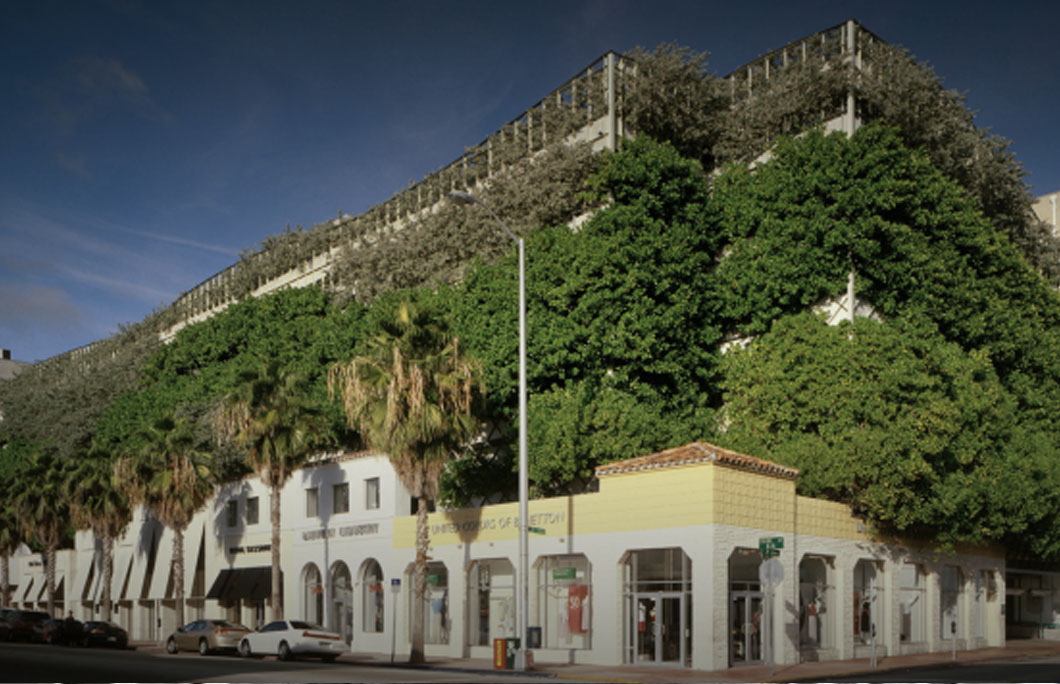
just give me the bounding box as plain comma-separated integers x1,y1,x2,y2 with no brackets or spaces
535,555,591,649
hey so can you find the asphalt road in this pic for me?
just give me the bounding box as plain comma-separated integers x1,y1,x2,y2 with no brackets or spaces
799,653,1060,683
0,641,547,683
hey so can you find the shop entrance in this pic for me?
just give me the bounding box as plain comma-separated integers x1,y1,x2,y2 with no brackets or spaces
730,591,763,664
633,593,685,664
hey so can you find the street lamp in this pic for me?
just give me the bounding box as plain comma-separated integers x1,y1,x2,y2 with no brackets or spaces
449,190,529,670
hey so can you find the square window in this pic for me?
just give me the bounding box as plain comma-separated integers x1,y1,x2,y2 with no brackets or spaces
366,478,380,510
306,487,319,518
225,500,238,527
333,483,350,514
246,497,259,525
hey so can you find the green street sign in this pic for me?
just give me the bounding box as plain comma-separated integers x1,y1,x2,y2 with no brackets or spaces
552,567,576,580
529,526,546,535
759,536,784,557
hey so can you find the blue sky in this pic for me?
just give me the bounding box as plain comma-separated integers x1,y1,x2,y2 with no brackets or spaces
2,0,1057,363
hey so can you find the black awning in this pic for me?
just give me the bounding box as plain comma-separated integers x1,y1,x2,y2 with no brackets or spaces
206,567,277,602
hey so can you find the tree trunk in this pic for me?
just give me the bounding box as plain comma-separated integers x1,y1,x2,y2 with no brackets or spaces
271,484,282,620
174,527,185,628
101,534,114,623
46,544,56,618
1,554,8,609
409,494,428,664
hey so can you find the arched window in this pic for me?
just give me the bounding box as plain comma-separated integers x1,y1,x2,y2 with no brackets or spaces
413,561,449,645
467,558,515,646
798,555,834,650
361,559,384,633
329,561,353,644
899,563,925,643
853,559,883,645
301,564,323,626
941,565,963,640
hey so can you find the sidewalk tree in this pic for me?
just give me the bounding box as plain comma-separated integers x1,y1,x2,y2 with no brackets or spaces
219,360,325,620
328,299,482,664
119,414,215,628
13,448,73,617
68,445,133,622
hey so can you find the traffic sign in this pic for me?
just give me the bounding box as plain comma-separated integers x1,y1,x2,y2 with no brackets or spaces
528,526,546,535
759,557,784,586
759,536,784,557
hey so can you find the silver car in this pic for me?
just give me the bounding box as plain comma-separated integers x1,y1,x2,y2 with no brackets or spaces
167,619,251,655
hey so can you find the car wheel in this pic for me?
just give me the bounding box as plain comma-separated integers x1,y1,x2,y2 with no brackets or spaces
239,639,252,658
198,639,210,656
166,637,177,654
278,641,292,661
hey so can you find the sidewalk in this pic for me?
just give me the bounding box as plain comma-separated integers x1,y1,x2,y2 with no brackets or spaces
130,638,1060,682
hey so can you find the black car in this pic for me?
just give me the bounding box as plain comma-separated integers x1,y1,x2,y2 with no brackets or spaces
4,610,50,641
81,620,128,648
35,617,83,645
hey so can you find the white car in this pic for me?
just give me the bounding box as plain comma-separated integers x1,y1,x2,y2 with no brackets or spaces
238,620,347,661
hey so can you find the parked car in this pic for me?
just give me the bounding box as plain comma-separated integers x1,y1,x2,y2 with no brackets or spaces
167,619,251,655
238,620,347,661
81,620,128,648
4,610,50,641
34,617,83,645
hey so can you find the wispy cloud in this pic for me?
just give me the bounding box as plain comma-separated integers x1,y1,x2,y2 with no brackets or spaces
0,281,84,332
111,224,240,256
38,55,176,135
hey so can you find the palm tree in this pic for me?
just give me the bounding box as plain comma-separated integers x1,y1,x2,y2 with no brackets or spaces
219,360,324,620
68,446,133,623
119,414,215,628
13,448,73,617
0,485,22,609
328,300,482,664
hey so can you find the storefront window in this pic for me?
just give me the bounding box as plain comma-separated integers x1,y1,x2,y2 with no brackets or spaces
329,561,353,644
941,565,963,640
799,556,834,649
899,563,925,643
468,559,515,646
362,559,385,633
302,563,323,626
535,554,591,649
416,562,448,645
853,559,882,645
622,547,691,666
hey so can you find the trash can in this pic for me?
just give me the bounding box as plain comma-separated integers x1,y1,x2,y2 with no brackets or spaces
505,637,520,669
493,638,507,669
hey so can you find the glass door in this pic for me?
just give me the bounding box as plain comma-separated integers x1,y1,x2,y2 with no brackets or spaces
633,593,685,664
730,592,763,665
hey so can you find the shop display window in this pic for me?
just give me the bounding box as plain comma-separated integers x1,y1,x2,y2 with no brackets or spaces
899,563,925,643
798,556,834,649
853,559,882,645
417,562,449,645
534,554,591,649
940,565,963,640
362,559,385,633
302,563,323,626
468,559,515,646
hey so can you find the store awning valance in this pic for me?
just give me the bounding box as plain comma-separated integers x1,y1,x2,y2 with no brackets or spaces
206,567,276,602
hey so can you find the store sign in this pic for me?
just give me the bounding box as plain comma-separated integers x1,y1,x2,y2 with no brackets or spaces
431,511,565,536
302,523,380,542
552,567,576,580
229,544,270,555
426,574,440,585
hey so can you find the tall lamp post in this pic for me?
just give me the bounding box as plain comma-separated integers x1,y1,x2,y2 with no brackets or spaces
449,190,529,670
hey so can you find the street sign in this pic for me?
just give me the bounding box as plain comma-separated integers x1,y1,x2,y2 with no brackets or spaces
758,536,784,557
529,526,546,535
759,557,784,586
552,567,576,580
390,578,401,593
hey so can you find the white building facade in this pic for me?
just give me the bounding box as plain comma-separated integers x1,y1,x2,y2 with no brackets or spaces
4,443,1031,670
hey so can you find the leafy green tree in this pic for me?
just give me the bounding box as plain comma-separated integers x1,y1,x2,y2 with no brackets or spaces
328,300,482,664
67,446,133,623
119,414,216,628
13,449,73,617
452,136,723,497
219,360,325,620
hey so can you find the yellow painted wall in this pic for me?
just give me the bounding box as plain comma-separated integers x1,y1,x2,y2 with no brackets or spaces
796,495,864,540
712,466,797,531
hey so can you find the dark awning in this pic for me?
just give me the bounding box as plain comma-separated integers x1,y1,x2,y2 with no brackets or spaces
206,567,277,602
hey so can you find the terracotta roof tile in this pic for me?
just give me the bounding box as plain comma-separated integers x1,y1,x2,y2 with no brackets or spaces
594,442,799,480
